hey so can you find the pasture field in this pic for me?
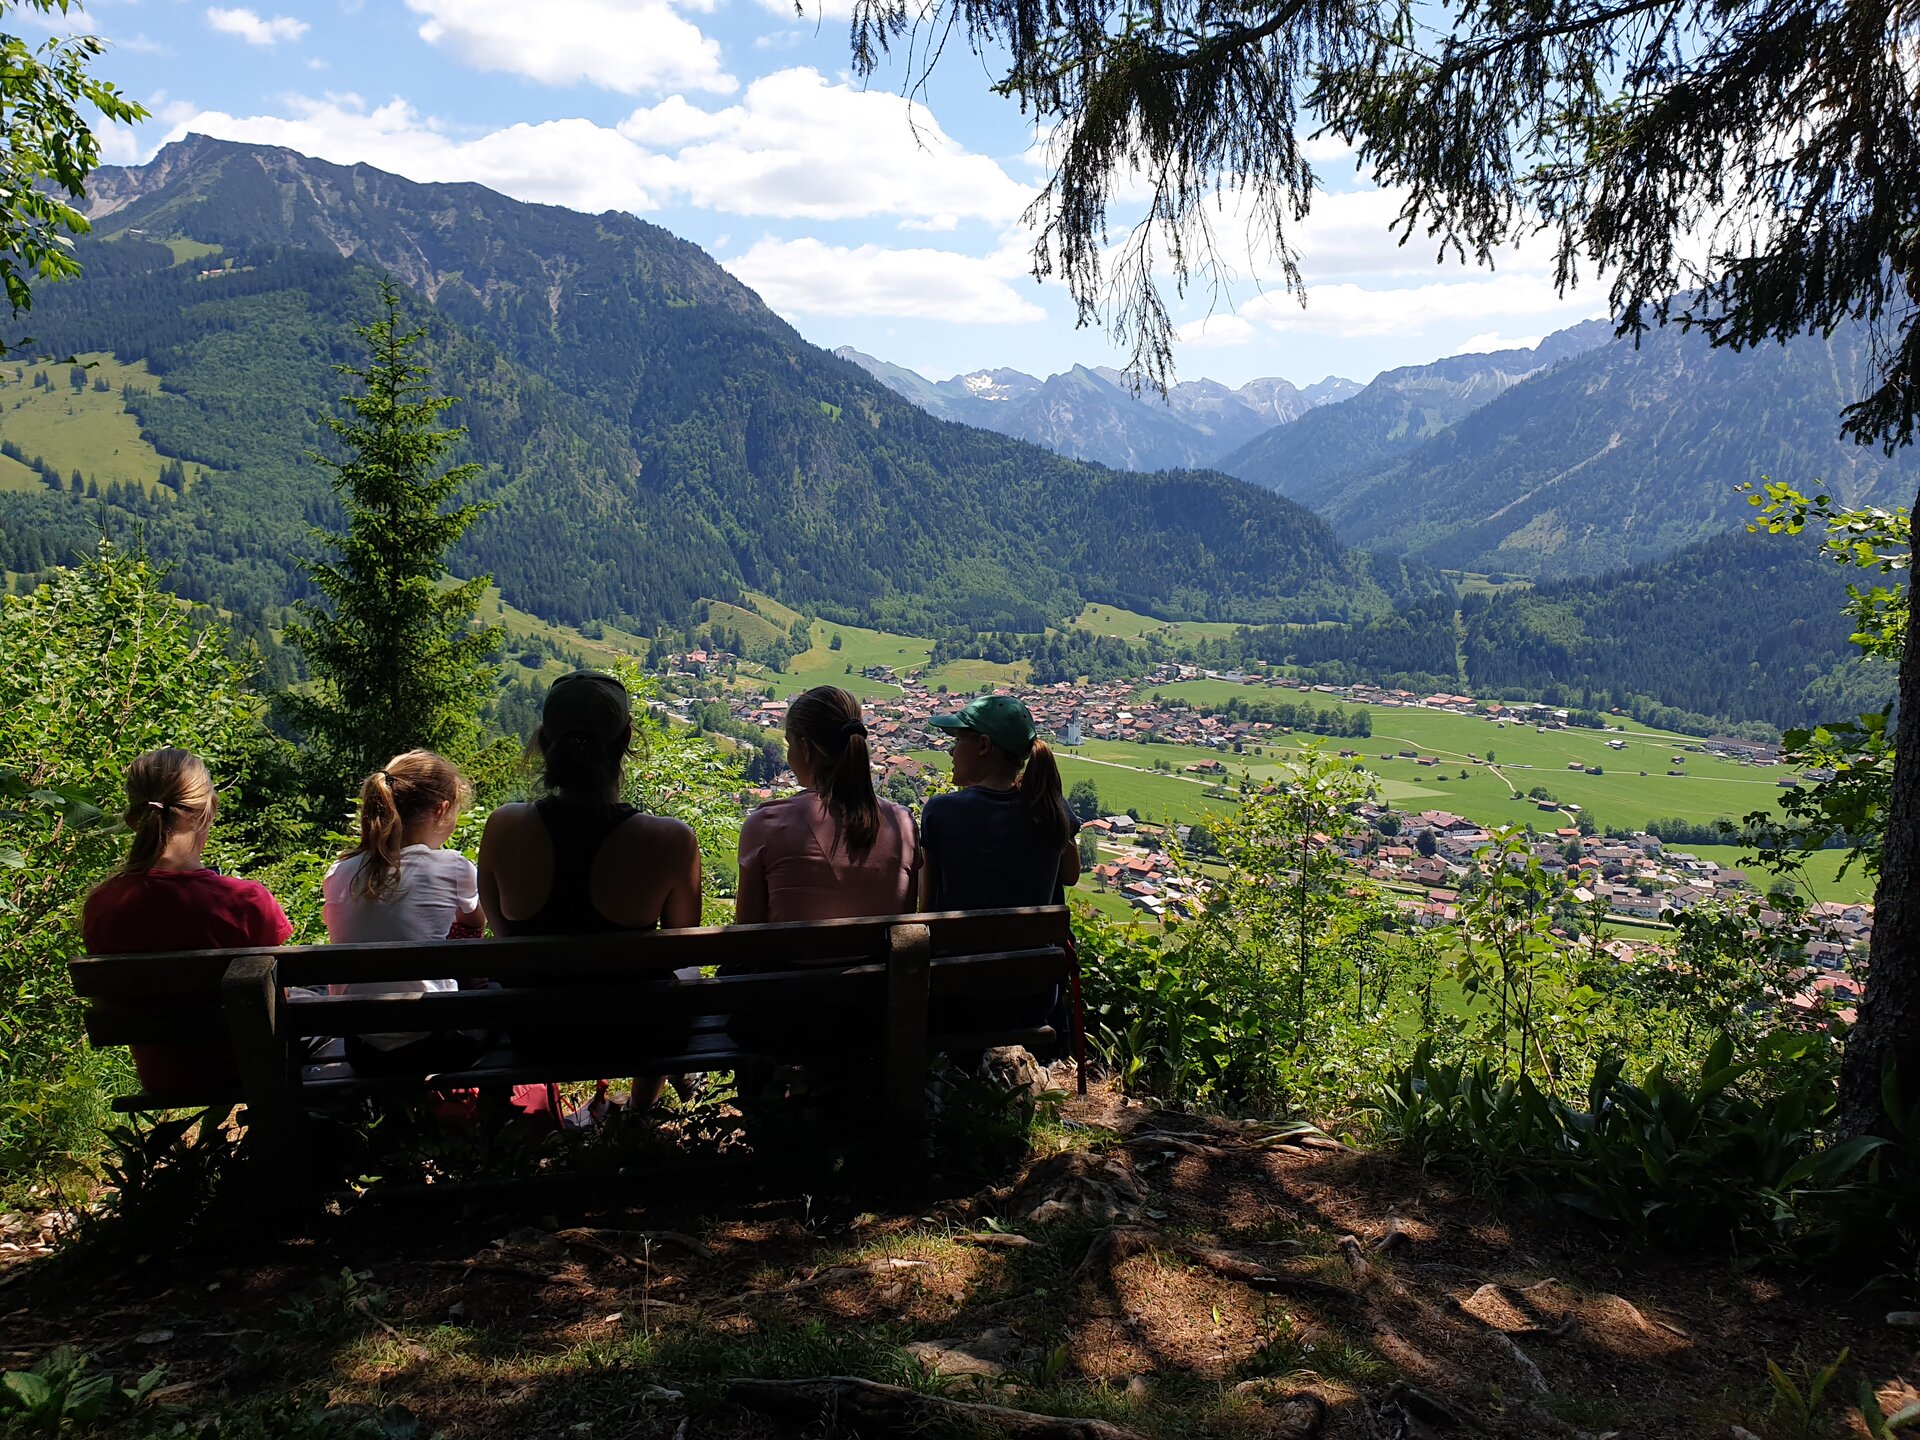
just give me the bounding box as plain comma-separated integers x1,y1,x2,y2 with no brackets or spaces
0,451,39,493
161,237,223,266
0,354,212,496
1135,677,1350,710
704,597,792,650
1683,843,1875,904
1130,681,1793,833
478,586,651,684
1070,602,1243,643
760,614,935,700
924,656,1031,691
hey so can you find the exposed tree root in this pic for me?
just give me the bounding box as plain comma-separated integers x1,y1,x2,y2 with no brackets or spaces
725,1375,1152,1439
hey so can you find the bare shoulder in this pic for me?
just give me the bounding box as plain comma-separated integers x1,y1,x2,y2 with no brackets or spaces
617,810,700,858
481,802,540,840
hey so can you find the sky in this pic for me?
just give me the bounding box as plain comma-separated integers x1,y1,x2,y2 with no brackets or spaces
40,0,1612,390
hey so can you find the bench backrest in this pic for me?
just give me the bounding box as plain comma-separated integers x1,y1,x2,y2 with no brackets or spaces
70,906,1073,1051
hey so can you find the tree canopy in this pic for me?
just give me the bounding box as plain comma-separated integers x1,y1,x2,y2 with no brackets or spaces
850,0,1918,449
0,0,145,323
846,0,1920,1135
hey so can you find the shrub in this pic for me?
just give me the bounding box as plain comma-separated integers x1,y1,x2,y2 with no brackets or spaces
0,543,273,1188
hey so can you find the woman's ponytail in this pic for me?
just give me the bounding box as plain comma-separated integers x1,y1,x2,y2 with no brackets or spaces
788,686,881,858
342,750,470,899
1019,739,1073,849
121,748,215,873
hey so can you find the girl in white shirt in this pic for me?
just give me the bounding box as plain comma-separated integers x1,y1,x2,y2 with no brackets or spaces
324,749,484,1070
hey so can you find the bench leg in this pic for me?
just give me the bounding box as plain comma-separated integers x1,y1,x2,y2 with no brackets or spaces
221,955,301,1209
884,923,931,1161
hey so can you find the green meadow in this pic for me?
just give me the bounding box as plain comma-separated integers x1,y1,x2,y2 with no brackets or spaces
759,612,935,700
1130,680,1794,833
1683,843,1875,905
0,353,213,495
1069,601,1244,643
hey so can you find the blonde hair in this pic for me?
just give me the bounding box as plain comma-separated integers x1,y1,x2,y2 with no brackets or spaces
121,748,215,873
342,750,471,900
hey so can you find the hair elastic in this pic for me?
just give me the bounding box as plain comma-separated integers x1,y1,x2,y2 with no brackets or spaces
145,799,171,812
838,719,868,740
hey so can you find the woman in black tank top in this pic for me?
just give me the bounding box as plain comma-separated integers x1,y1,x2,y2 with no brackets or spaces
477,672,703,1099
493,798,643,936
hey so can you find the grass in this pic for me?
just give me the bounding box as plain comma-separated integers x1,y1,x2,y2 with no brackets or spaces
1069,602,1244,643
480,586,654,684
162,237,223,266
0,354,213,496
1445,569,1535,597
758,613,935,701
924,657,1031,691
1133,682,1798,834
1684,843,1875,904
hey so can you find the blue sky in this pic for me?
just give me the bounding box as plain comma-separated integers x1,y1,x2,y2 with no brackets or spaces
48,0,1610,389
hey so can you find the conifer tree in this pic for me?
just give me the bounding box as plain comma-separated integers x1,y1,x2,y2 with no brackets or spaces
285,280,500,803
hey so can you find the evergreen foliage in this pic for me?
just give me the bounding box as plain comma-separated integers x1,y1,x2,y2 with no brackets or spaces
1460,529,1894,732
0,542,270,1180
283,281,501,801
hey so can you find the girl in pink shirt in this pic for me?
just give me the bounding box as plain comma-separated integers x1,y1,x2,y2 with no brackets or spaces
736,686,919,924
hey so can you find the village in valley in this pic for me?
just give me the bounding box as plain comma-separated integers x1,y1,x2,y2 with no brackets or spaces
657,650,1871,1025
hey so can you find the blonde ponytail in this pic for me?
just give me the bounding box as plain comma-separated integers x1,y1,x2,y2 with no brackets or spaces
121,748,214,873
342,750,471,899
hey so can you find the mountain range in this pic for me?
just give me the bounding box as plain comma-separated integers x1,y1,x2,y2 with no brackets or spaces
856,310,1913,584
0,135,1905,732
0,135,1411,636
1228,317,1914,579
833,347,1359,473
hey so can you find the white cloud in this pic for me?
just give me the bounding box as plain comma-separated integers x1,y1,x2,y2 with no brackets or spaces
100,96,198,165
166,97,677,213
205,7,309,45
163,71,1031,232
619,69,1032,225
755,0,858,16
726,236,1047,324
1174,314,1256,348
1239,278,1597,338
404,0,735,96
1454,330,1544,356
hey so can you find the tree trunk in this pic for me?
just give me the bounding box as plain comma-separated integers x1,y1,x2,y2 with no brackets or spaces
1839,479,1920,1136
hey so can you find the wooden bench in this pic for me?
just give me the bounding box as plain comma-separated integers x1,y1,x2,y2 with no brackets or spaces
68,907,1074,1192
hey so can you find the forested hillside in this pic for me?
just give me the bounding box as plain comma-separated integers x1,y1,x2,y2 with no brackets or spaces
0,137,1385,634
1459,529,1893,730
1219,322,1611,506
1283,320,1916,579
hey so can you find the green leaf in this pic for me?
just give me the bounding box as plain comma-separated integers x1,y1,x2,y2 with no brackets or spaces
1,1370,51,1411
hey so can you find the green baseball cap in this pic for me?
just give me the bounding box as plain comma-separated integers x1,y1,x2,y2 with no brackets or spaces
929,694,1038,755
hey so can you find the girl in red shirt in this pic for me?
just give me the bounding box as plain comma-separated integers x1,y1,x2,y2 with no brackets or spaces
83,747,292,1092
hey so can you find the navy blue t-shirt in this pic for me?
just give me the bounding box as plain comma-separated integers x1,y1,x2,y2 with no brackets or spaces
921,785,1078,910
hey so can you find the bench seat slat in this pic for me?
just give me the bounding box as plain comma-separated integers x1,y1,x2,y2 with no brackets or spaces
110,1026,1060,1108
69,907,1070,997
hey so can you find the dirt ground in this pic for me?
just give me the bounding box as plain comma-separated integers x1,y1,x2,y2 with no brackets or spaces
2,1080,1915,1439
